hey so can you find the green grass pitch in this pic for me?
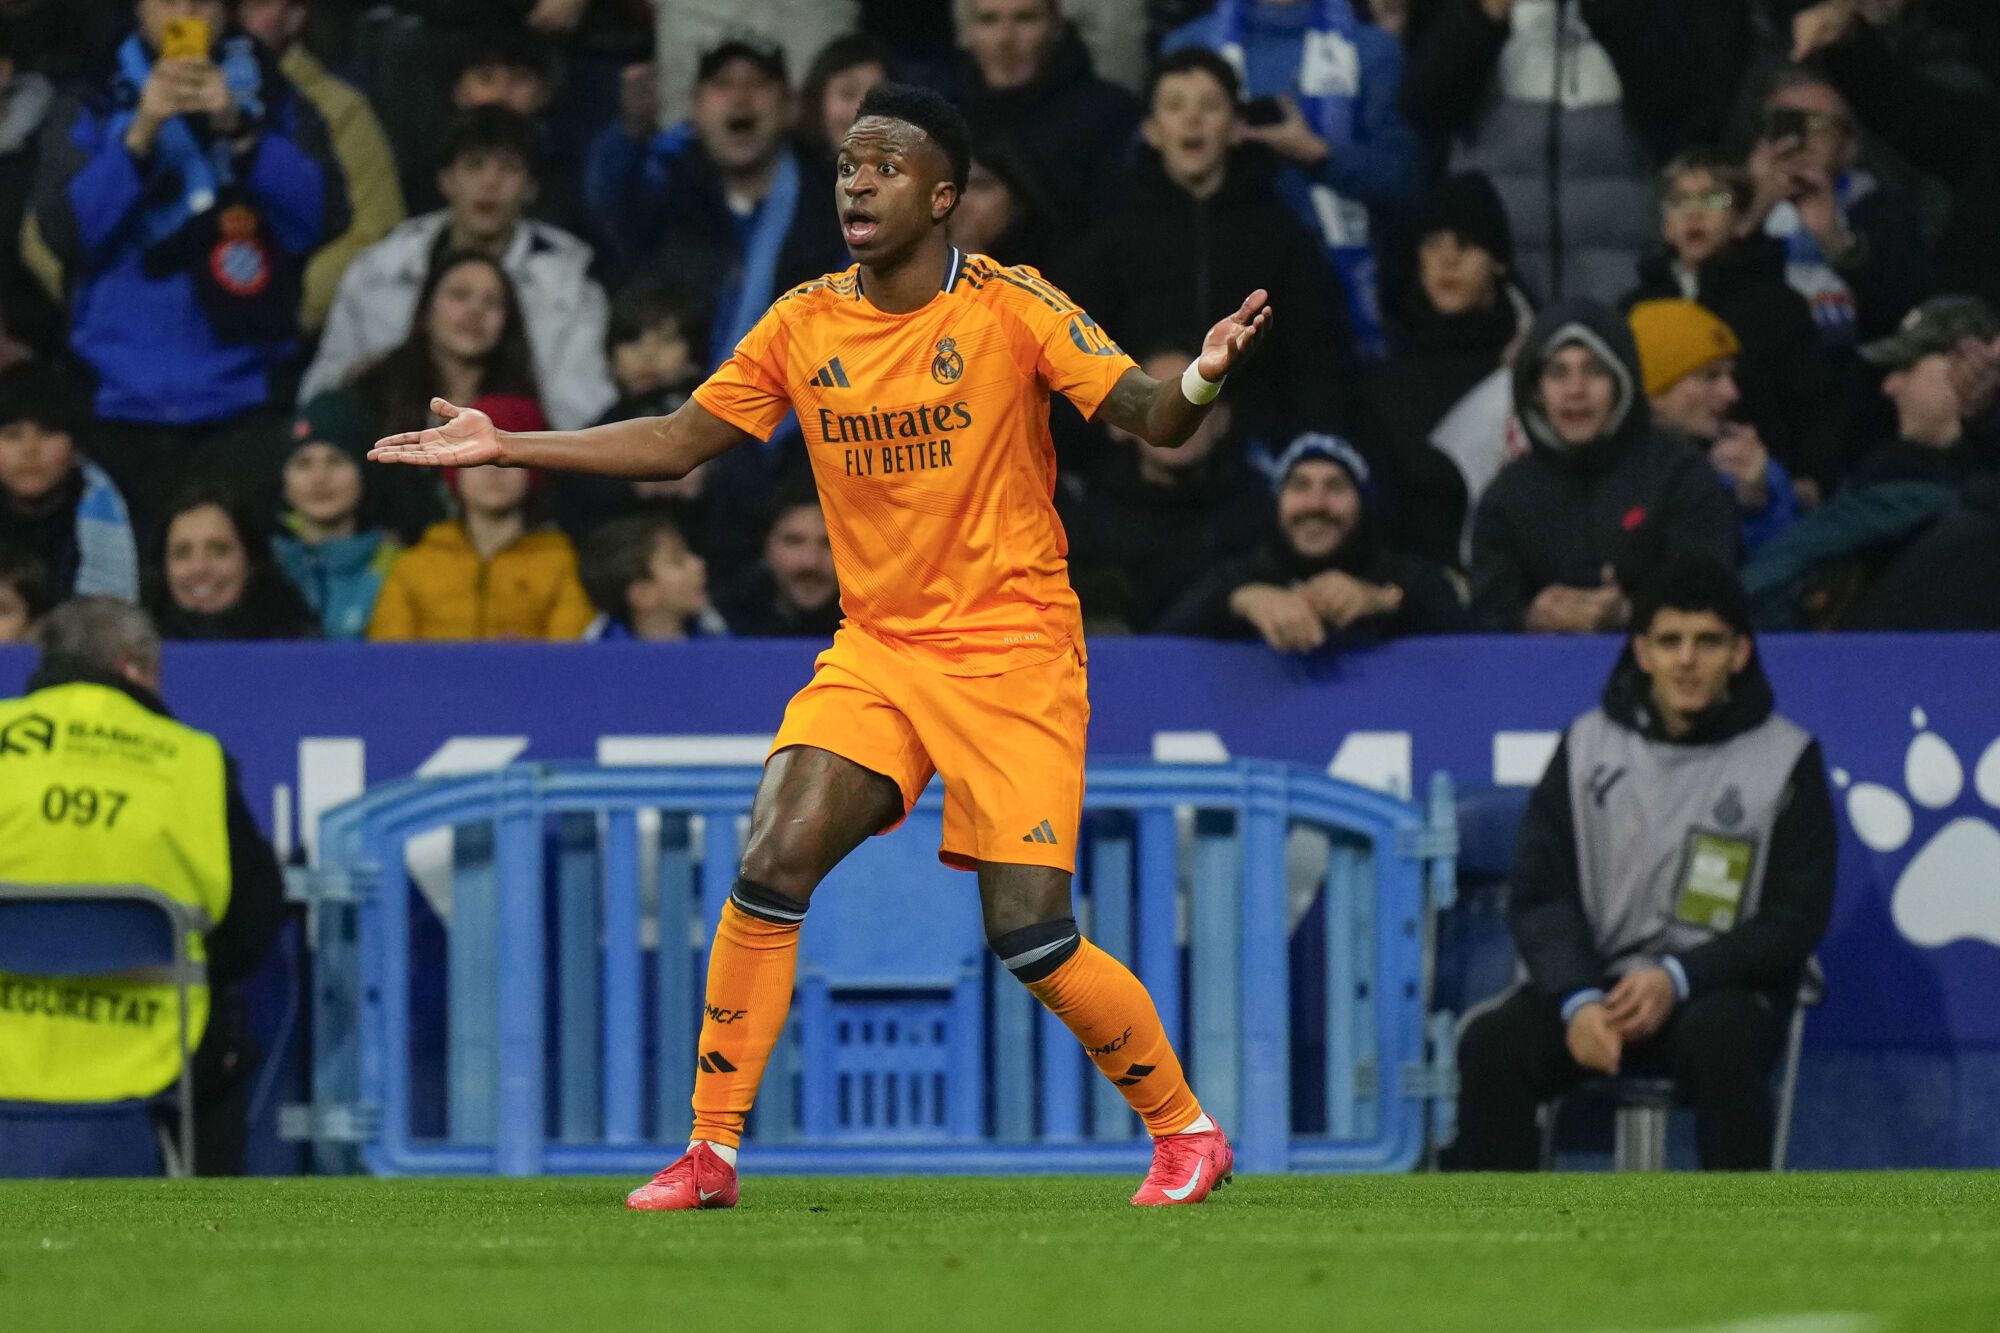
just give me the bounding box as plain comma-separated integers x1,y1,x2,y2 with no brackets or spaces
3,1172,1997,1331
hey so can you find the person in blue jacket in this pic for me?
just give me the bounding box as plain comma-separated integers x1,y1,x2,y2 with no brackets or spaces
31,0,348,538
1163,0,1422,358
273,391,397,641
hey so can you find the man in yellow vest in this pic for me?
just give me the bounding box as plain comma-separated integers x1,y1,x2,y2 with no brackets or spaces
0,598,283,1173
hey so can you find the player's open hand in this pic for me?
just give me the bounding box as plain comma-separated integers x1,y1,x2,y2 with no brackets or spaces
1197,290,1272,381
369,398,503,469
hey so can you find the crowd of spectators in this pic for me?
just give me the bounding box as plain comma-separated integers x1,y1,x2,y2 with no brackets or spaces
2,0,1998,652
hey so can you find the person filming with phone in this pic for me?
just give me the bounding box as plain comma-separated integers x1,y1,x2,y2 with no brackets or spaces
1745,66,1934,350
31,0,349,539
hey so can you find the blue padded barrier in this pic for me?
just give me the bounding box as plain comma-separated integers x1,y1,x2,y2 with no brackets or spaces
294,760,1455,1176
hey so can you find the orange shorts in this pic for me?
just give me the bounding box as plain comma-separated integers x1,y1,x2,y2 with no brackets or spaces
769,625,1089,872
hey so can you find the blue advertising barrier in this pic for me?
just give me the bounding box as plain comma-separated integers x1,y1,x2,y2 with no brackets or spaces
295,760,1452,1177
4,633,1997,1166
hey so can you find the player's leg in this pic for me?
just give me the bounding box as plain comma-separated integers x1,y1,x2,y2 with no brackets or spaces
628,745,906,1211
979,859,1230,1205
689,744,907,1149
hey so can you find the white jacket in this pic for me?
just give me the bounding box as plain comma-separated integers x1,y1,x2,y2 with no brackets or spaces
302,211,617,430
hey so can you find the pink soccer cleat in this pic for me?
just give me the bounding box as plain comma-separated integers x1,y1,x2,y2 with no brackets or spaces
1130,1123,1234,1206
625,1142,739,1211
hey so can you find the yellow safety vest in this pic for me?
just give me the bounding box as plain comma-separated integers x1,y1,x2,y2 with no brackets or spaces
0,682,231,1101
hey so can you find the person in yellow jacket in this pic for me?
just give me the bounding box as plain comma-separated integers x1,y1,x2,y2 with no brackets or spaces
0,598,284,1174
369,395,595,640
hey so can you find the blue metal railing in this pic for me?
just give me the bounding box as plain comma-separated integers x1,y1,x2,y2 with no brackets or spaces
291,760,1456,1176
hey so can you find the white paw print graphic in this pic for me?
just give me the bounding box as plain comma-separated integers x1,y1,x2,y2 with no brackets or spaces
1834,709,2000,950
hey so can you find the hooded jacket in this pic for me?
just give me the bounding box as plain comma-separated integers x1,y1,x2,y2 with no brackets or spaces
1056,149,1355,446
1508,642,1834,1007
1469,301,1738,629
367,520,595,642
300,211,615,431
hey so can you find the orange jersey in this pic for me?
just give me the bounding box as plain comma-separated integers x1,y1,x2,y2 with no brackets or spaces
692,248,1137,674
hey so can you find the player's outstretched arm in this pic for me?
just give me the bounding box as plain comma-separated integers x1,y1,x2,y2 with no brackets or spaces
1095,289,1272,450
369,395,756,480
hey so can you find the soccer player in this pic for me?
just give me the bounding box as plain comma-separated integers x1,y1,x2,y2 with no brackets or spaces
372,84,1271,1209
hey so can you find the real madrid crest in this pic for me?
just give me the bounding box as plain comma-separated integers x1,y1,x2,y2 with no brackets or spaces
931,335,963,385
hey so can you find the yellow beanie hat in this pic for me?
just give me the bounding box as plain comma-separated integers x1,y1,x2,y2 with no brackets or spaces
1628,299,1742,398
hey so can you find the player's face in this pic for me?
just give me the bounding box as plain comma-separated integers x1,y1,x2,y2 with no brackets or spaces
1633,608,1750,723
426,260,509,364
284,442,364,529
0,421,77,505
692,60,790,173
165,503,249,615
1144,70,1235,189
1277,459,1362,561
1651,360,1739,442
837,117,955,264
766,505,837,611
1539,345,1619,447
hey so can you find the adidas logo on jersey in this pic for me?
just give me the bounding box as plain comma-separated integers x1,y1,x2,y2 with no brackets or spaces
811,358,851,389
1022,820,1058,845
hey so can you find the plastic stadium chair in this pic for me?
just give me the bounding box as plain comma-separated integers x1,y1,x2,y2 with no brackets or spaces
0,885,203,1177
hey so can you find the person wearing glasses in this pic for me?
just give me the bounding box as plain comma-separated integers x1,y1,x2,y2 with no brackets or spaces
1624,149,1839,506
1745,66,1935,349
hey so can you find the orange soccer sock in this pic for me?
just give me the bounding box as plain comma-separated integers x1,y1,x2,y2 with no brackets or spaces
1017,933,1203,1137
688,890,805,1150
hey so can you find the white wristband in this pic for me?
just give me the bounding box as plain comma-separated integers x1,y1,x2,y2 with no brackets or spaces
1180,361,1225,405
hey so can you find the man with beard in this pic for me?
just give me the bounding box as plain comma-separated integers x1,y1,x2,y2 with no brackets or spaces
1158,432,1466,649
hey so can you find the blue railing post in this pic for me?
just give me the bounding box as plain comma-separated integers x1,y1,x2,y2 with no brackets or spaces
1134,808,1180,1051
492,774,547,1175
600,811,642,1143
1189,811,1240,1136
1237,766,1291,1174
556,813,600,1143
655,819,698,1141
447,822,498,1145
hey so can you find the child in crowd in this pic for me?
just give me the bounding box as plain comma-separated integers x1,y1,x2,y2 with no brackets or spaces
578,513,729,641
0,546,53,643
147,487,320,640
274,395,400,640
368,395,595,641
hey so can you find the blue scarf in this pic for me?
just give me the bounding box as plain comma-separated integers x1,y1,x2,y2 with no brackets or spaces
712,149,801,366
108,32,266,254
1214,0,1385,358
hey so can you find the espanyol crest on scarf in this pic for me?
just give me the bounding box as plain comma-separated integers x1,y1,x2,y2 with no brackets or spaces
1215,0,1384,358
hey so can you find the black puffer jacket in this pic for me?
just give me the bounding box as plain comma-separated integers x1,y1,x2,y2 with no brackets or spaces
1852,471,2000,630
1469,300,1739,629
958,32,1141,228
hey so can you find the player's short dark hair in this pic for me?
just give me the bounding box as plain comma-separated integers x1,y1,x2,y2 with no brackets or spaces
579,513,687,624
854,82,971,194
1144,48,1241,108
436,105,543,179
1629,550,1755,639
607,277,712,359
